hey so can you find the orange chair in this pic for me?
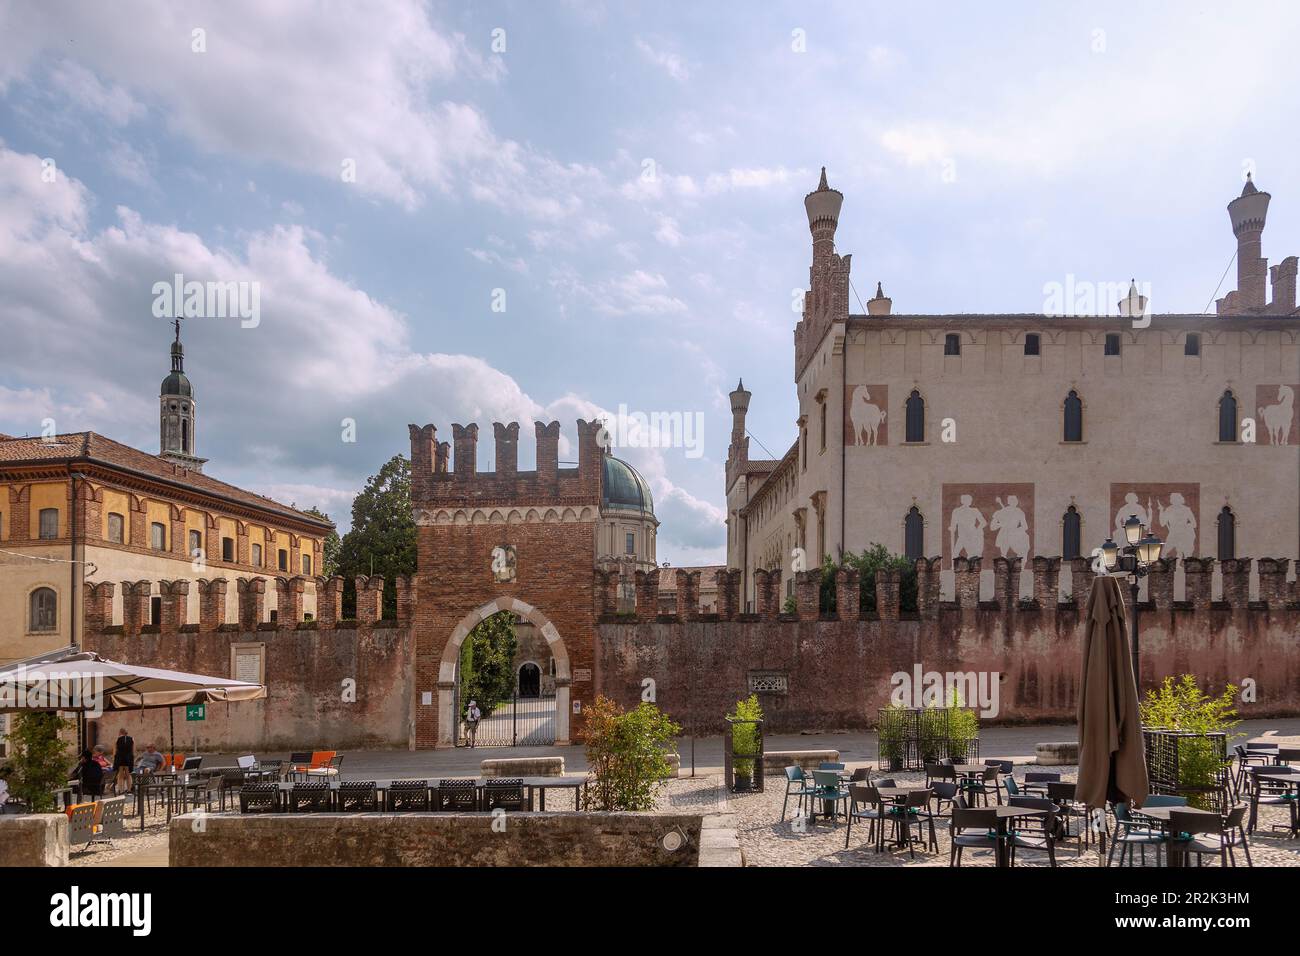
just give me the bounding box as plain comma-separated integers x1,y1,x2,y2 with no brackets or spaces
164,752,186,772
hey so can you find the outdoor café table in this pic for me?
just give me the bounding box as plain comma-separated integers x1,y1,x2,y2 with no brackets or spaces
132,772,192,831
518,775,587,811
991,805,1048,868
1130,805,1220,867
1254,772,1300,837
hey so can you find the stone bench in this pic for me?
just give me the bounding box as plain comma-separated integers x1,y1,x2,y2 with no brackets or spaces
0,814,68,867
480,756,565,777
762,750,840,775
1034,742,1079,766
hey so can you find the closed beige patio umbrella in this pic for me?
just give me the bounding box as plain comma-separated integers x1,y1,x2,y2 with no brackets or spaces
1076,575,1149,811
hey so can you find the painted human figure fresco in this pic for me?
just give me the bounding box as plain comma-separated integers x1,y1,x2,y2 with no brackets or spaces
990,495,1031,558
1113,491,1151,540
949,494,987,559
1157,493,1197,559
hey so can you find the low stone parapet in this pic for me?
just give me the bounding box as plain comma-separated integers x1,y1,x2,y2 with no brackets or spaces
480,756,564,777
762,750,840,775
0,814,68,867
170,812,705,867
1035,742,1079,766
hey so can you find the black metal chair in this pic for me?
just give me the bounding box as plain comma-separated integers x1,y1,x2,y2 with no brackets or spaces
929,781,960,817
1247,765,1298,833
886,788,937,858
961,767,1001,807
288,781,331,813
436,778,478,812
483,778,526,813
386,780,431,812
1007,796,1060,867
287,751,312,782
1046,781,1091,853
924,763,956,786
219,769,246,811
239,782,281,814
949,806,1001,866
337,781,378,812
1168,810,1234,867
256,759,283,780
985,759,1014,775
1022,771,1061,796
845,784,885,851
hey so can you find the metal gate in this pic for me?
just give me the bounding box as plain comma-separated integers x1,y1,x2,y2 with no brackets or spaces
460,690,557,747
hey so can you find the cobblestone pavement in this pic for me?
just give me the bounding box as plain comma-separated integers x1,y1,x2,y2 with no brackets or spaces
659,768,1300,867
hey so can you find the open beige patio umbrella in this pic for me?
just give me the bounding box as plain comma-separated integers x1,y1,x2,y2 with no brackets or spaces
0,649,265,760
1075,575,1149,811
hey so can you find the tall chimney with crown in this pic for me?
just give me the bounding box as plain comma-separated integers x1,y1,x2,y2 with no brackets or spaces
804,167,844,260
728,379,751,465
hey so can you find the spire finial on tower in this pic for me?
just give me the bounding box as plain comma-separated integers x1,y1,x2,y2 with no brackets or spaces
818,166,828,191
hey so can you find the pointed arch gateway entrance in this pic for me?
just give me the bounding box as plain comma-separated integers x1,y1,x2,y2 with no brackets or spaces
437,596,570,748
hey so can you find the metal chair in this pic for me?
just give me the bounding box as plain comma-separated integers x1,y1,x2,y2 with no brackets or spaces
924,763,956,786
1107,802,1167,867
1143,794,1189,808
436,778,479,812
1004,775,1022,800
961,767,1001,807
985,759,1014,775
287,751,313,781
337,781,378,812
483,778,526,812
781,766,818,822
256,759,283,780
239,782,281,814
1167,810,1233,867
1046,781,1091,853
386,780,431,812
845,784,885,850
219,769,245,811
1022,771,1060,796
949,806,1001,866
1248,765,1299,833
67,803,100,852
98,796,126,841
289,781,332,813
887,788,937,857
1006,796,1060,867
809,770,850,824
929,781,960,817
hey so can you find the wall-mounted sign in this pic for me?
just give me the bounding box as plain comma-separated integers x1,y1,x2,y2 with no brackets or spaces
572,700,582,715
185,703,205,721
573,667,591,682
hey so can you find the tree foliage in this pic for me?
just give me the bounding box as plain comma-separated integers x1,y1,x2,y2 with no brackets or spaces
1140,675,1240,810
583,696,681,811
728,694,764,780
7,712,73,812
334,455,416,618
458,611,517,719
299,505,341,578
817,543,918,613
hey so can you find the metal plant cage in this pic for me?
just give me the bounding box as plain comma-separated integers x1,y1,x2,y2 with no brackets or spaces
724,717,765,793
1142,728,1232,812
877,707,980,771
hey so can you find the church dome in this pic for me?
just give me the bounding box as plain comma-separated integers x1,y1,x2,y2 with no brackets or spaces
161,370,193,397
602,455,654,515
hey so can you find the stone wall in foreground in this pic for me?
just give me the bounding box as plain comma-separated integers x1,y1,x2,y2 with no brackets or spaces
169,812,704,867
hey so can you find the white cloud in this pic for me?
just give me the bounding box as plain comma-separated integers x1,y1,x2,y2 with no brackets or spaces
635,38,690,82
654,215,682,247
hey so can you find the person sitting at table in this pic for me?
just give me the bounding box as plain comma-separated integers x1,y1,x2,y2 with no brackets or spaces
135,743,165,774
71,749,104,798
91,744,111,772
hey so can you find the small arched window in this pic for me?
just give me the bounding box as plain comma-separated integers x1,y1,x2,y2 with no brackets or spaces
944,333,961,356
1063,391,1083,443
1218,390,1238,442
904,506,924,560
29,588,57,632
1217,507,1236,560
905,390,925,443
1062,506,1081,559
182,419,189,453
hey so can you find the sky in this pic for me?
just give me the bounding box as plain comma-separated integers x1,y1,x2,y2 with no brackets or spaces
1,0,1298,565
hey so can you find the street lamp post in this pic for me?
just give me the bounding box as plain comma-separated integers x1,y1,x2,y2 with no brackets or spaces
1099,514,1165,685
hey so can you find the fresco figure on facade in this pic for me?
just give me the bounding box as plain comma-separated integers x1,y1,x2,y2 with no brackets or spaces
849,385,886,446
1260,385,1294,445
1114,491,1152,540
990,495,1031,558
949,494,987,559
1158,492,1197,558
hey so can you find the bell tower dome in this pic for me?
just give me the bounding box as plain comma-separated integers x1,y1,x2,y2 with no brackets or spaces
159,319,206,471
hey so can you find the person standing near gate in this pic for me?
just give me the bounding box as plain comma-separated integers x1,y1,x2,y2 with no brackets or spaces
465,700,481,749
112,726,135,794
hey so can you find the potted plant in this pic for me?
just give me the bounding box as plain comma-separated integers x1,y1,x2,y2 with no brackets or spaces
728,694,764,791
878,703,907,771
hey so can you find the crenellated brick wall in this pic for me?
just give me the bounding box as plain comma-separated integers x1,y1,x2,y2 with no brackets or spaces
81,575,414,751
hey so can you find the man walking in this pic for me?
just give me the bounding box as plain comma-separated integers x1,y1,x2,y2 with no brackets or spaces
113,727,135,793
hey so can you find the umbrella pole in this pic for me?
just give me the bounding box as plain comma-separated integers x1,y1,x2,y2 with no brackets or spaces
169,706,175,767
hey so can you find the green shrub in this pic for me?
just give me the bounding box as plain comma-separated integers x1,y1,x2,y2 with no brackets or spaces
7,712,73,812
819,544,918,613
1140,675,1239,809
729,694,764,781
583,696,681,811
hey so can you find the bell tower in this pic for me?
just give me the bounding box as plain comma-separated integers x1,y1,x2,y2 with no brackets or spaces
159,319,206,471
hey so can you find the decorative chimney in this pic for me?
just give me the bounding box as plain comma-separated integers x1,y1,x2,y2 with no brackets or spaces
804,166,844,260
728,378,751,466
1219,174,1271,313
867,281,892,316
1117,279,1148,318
